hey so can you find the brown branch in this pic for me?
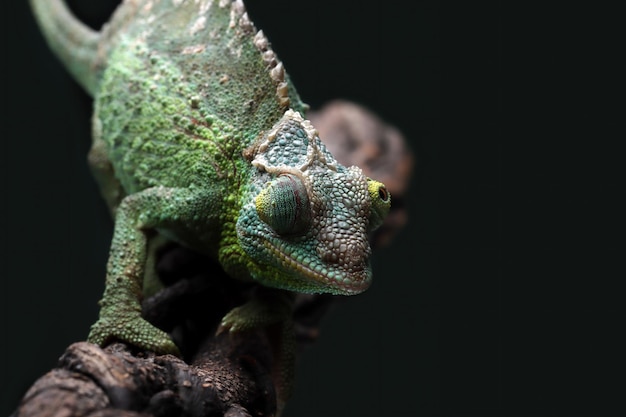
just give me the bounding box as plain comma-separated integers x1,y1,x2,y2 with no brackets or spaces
13,244,283,417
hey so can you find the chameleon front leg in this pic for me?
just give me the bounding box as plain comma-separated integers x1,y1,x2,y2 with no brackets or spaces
88,185,212,356
88,118,170,299
219,290,296,411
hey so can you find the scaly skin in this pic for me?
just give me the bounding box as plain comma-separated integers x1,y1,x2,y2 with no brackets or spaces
30,0,391,402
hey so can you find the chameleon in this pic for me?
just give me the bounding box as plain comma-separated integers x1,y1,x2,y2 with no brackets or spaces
30,0,390,379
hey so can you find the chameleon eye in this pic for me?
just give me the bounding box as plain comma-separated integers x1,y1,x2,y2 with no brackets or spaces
256,174,312,235
367,178,391,231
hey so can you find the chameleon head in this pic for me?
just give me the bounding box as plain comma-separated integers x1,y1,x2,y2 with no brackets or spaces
236,110,391,295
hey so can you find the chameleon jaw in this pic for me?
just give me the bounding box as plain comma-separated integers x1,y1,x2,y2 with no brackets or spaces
260,239,372,295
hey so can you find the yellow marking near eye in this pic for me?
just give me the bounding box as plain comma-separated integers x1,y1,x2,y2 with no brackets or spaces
367,179,391,230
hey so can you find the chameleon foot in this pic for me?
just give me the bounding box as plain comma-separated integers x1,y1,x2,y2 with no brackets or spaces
217,295,291,335
88,312,180,356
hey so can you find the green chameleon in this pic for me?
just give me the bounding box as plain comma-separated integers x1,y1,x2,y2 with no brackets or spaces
30,0,389,367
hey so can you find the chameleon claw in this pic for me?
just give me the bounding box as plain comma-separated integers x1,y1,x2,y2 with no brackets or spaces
216,310,245,335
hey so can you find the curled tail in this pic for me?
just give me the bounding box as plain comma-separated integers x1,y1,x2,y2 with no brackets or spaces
30,0,101,95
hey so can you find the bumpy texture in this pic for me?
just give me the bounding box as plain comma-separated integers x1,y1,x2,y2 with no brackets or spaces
29,0,390,380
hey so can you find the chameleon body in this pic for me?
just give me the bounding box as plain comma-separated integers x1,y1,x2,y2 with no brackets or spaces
30,0,390,368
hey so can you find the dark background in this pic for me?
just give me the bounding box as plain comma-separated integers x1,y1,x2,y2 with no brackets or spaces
2,1,624,416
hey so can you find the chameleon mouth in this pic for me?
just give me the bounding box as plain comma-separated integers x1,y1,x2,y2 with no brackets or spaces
262,239,371,295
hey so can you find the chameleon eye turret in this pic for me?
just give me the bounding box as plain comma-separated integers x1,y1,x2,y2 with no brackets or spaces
255,174,312,235
367,178,391,231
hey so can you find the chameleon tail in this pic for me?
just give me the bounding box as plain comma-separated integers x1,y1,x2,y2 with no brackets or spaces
29,0,101,96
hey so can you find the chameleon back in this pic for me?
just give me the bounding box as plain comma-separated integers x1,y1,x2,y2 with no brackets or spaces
94,0,307,195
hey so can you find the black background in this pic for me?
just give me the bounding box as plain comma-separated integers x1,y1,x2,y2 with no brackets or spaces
2,1,624,416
